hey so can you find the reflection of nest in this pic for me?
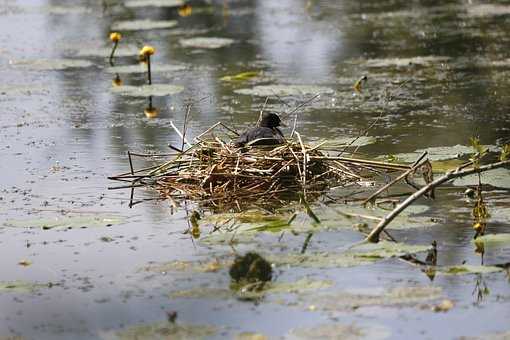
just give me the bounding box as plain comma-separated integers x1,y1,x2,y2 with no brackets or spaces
109,122,410,212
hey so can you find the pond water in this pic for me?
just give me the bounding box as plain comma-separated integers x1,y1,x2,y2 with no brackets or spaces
1,0,509,339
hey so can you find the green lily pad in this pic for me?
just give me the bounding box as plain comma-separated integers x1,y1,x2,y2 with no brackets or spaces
10,59,94,71
21,5,93,15
111,20,177,31
111,84,184,97
141,259,227,273
391,144,500,163
235,85,334,97
179,37,235,49
169,278,333,299
100,321,216,340
76,44,141,58
106,64,186,74
0,84,48,96
124,0,184,8
466,4,510,17
364,56,449,68
439,265,503,275
287,323,390,340
297,286,442,311
268,252,377,268
221,71,260,82
473,234,510,247
461,330,510,340
453,168,510,189
348,240,431,259
3,215,124,230
0,281,52,293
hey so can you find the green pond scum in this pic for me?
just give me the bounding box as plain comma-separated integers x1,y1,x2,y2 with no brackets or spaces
1,0,510,339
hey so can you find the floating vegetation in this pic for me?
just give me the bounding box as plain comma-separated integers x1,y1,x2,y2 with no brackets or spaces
10,59,94,71
100,321,217,340
362,56,450,68
106,64,186,74
124,0,184,8
111,20,177,31
438,265,503,275
453,168,510,189
348,240,431,259
110,84,184,97
220,71,260,82
109,121,411,212
179,37,234,49
235,85,334,97
141,258,226,273
0,84,48,96
0,281,54,293
473,234,510,247
74,44,141,58
466,4,510,17
287,323,390,340
3,214,124,230
390,145,499,163
296,286,442,311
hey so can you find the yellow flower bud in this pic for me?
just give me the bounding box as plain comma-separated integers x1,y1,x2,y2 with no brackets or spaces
110,32,122,43
140,45,156,57
178,4,192,17
144,107,159,118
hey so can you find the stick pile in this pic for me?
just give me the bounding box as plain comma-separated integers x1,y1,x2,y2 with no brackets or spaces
108,122,410,211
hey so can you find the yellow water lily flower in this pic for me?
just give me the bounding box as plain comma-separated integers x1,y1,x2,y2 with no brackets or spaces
110,32,122,43
144,107,159,118
178,4,192,17
140,45,156,57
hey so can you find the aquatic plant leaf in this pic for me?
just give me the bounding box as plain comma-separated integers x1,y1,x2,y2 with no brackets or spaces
439,265,502,275
235,85,334,97
141,259,226,273
10,59,94,71
268,252,377,268
297,286,442,311
453,168,510,189
3,215,125,230
76,44,141,58
473,234,510,247
348,240,431,259
111,20,177,31
220,71,260,82
461,330,510,340
466,4,510,17
0,281,51,293
287,323,391,340
364,56,449,68
111,84,184,97
99,321,216,340
106,64,186,74
235,332,268,340
0,84,48,96
389,145,500,163
124,0,184,8
169,278,332,299
430,159,465,172
179,37,234,49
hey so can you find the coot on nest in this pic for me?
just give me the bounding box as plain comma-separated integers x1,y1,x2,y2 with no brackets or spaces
234,112,285,147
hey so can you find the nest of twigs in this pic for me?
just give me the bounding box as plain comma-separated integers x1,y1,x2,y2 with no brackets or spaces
108,122,410,211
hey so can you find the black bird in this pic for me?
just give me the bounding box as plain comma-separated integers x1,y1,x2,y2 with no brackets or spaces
234,112,285,147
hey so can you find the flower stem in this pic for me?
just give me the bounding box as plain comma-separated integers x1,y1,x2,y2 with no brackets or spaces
109,41,118,66
147,55,152,85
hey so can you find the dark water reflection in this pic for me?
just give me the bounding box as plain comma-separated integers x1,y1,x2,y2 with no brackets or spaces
0,0,509,339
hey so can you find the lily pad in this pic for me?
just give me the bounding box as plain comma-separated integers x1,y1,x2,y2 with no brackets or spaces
169,278,333,299
391,145,500,163
111,84,184,97
348,240,431,259
235,85,334,97
473,234,510,247
100,321,216,340
141,259,226,273
287,323,390,340
10,59,94,71
179,37,234,49
111,20,177,31
0,84,48,96
268,252,377,268
298,286,442,311
438,265,503,275
106,64,186,74
3,215,124,230
0,281,52,293
221,71,260,82
124,0,184,8
76,44,141,58
364,56,449,68
466,4,510,17
453,168,510,189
